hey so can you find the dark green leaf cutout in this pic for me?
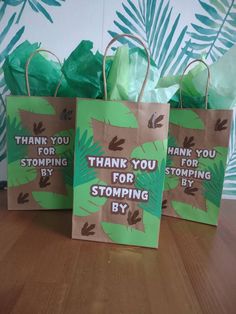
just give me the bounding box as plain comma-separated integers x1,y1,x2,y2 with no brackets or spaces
74,129,104,187
32,184,72,209
203,160,226,207
135,159,166,218
7,117,30,163
101,211,160,248
8,159,37,187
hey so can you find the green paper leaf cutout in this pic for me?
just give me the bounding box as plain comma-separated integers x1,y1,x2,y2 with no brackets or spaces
131,139,168,171
54,128,75,155
164,175,179,191
74,129,104,187
8,159,37,187
166,135,177,167
135,159,166,218
32,185,72,209
73,179,107,217
169,109,204,129
172,200,219,225
101,211,160,248
7,117,30,163
7,96,55,124
202,160,225,207
60,149,74,187
77,99,138,137
198,146,228,169
109,0,191,76
131,140,168,217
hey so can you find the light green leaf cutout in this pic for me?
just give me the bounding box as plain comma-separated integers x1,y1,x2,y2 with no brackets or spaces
101,211,160,248
164,175,179,191
170,109,204,129
7,96,55,123
73,178,107,217
77,99,138,137
172,200,219,225
32,185,72,209
8,160,37,187
198,146,228,169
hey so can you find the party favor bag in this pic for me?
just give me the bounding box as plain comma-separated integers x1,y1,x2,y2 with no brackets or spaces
72,34,170,248
163,60,232,225
7,50,75,210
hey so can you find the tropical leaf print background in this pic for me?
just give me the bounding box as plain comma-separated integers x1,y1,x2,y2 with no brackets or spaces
0,0,236,199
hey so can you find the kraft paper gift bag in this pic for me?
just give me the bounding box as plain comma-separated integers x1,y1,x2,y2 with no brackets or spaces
163,60,233,225
7,49,75,210
72,34,170,248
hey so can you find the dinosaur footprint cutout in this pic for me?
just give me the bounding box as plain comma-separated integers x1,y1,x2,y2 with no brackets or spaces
162,199,168,209
109,136,125,151
17,192,29,204
81,222,96,236
184,187,198,196
127,210,142,225
33,121,45,135
60,108,73,121
148,113,164,128
39,176,51,188
183,136,195,148
215,119,228,131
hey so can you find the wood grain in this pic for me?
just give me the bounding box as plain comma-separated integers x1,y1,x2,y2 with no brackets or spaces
0,190,236,314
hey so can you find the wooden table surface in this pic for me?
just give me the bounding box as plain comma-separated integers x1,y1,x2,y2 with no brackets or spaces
0,190,236,314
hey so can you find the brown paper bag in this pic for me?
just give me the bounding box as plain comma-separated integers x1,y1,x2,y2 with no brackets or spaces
72,34,170,248
163,60,232,225
7,49,75,210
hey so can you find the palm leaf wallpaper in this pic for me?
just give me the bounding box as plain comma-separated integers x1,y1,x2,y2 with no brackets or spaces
0,0,236,199
109,0,191,76
187,0,236,62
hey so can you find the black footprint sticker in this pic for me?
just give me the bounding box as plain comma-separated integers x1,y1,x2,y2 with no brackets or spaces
148,113,164,128
127,210,142,225
81,222,96,236
109,136,125,151
183,136,195,149
33,122,45,135
17,192,29,204
39,176,51,188
60,108,73,121
215,119,228,131
184,187,198,196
